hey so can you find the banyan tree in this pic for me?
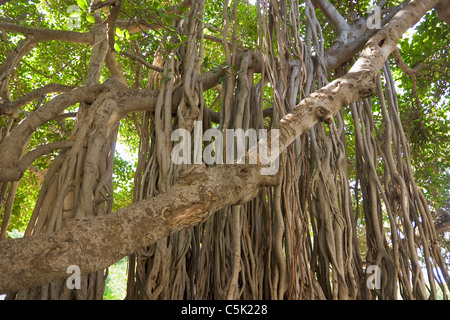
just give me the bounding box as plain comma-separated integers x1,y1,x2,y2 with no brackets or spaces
0,0,449,300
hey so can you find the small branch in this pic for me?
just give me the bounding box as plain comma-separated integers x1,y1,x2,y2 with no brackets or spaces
312,0,352,42
114,18,156,34
105,0,122,52
203,34,246,52
121,50,164,73
28,165,45,182
115,0,193,34
391,47,428,77
19,140,74,173
0,24,94,97
391,47,429,107
0,37,37,93
377,0,389,8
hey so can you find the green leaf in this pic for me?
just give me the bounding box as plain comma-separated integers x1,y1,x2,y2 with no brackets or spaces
116,27,124,38
129,33,140,41
76,0,88,11
86,14,95,23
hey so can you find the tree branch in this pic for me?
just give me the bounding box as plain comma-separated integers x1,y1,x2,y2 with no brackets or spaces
435,0,450,24
0,23,95,45
323,1,408,71
0,164,278,292
312,0,352,42
115,0,192,34
391,47,429,108
18,140,74,173
90,0,120,12
0,23,94,104
121,50,164,73
0,84,75,117
0,85,107,182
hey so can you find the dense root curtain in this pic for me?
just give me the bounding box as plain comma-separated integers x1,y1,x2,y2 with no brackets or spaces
124,0,449,300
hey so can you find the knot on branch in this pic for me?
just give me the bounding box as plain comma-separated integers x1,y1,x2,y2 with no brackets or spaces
315,106,333,124
434,208,450,235
176,164,208,186
0,101,19,118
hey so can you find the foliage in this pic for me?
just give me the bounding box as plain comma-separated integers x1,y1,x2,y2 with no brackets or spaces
395,10,450,208
112,150,136,212
103,257,128,300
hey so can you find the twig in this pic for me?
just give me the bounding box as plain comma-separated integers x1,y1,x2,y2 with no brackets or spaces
121,50,164,73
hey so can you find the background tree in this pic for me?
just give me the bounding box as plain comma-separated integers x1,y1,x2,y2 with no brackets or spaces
0,0,448,300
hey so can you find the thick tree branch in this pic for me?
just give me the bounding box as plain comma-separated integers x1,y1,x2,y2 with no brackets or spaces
435,0,450,24
323,1,408,71
18,140,74,174
0,85,107,182
0,23,95,45
0,164,278,292
0,84,74,117
0,0,440,293
0,23,94,105
312,0,352,41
